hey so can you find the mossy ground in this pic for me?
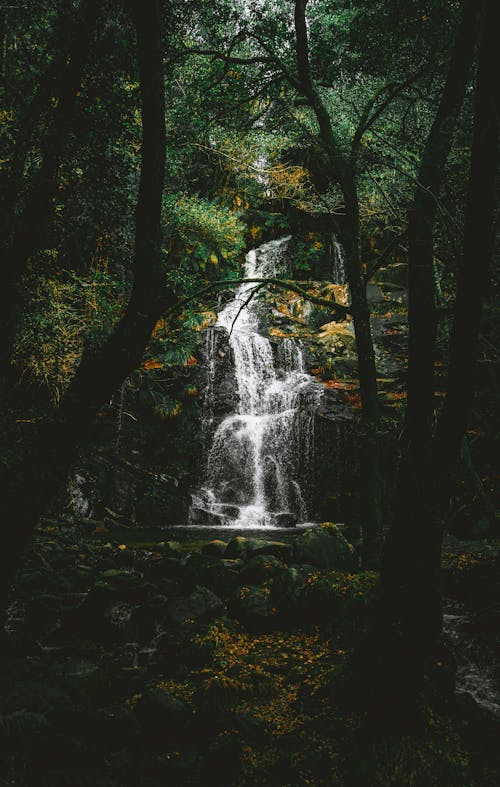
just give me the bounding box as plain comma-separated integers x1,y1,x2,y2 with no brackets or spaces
0,520,498,786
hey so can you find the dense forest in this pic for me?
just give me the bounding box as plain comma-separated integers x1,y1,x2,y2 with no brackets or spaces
0,0,499,784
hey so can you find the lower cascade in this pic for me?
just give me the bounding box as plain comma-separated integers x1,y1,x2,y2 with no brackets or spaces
190,236,322,529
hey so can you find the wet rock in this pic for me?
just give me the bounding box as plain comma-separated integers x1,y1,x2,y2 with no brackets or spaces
293,522,357,570
226,537,292,561
135,486,189,527
246,538,292,560
274,512,298,528
167,586,224,624
225,536,249,559
202,540,228,557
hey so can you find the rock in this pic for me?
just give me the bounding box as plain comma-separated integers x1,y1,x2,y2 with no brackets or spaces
246,538,292,560
167,586,224,624
135,486,189,527
274,512,298,528
225,536,249,559
271,564,316,616
201,560,243,597
146,557,185,583
373,261,408,288
202,540,228,557
293,523,357,570
158,540,183,557
239,554,284,585
226,536,292,560
232,585,275,630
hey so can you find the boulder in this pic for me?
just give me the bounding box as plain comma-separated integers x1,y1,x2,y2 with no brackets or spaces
238,554,284,585
202,540,228,557
167,586,224,624
225,536,249,559
158,540,183,558
232,585,275,630
274,512,298,528
293,523,357,570
226,537,292,560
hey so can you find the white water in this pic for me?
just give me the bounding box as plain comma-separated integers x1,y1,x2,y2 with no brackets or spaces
443,600,500,717
190,237,321,529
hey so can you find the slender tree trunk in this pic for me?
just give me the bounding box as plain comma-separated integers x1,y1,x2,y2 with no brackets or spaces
0,0,99,376
367,0,483,727
0,0,168,617
294,0,382,563
343,174,383,566
406,0,480,459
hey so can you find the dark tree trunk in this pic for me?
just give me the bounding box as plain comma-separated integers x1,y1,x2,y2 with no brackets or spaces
0,0,168,616
0,0,99,376
436,0,499,462
405,0,480,459
343,174,383,566
294,0,382,563
366,0,484,728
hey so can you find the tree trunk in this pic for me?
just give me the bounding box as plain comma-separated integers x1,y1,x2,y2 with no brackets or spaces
343,174,383,566
367,0,483,727
436,0,499,462
0,0,100,376
405,0,480,457
0,0,168,616
294,0,382,563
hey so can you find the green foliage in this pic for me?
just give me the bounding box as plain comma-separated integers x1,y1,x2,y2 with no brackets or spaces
163,193,245,270
12,266,124,403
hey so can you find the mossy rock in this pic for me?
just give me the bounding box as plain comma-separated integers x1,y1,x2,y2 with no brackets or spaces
202,540,228,557
167,585,225,624
238,554,284,585
231,584,275,631
293,523,357,570
226,536,292,560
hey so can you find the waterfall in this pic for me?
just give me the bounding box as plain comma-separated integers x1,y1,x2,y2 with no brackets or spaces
332,235,347,285
190,236,322,529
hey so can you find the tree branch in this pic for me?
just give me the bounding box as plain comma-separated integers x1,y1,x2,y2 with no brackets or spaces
165,276,350,320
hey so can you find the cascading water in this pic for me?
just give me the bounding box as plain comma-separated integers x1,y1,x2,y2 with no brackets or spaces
190,236,322,529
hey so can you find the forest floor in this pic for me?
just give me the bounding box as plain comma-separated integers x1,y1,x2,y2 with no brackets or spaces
1,519,499,786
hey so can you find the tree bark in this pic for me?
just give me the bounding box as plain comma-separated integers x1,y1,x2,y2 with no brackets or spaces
436,0,499,462
0,0,169,616
367,0,484,727
294,0,383,564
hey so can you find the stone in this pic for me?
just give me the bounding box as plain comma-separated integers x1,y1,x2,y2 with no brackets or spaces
239,554,284,585
225,536,249,559
159,540,183,557
274,512,298,528
232,585,275,630
246,538,293,560
292,523,357,570
202,540,228,557
167,586,224,624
